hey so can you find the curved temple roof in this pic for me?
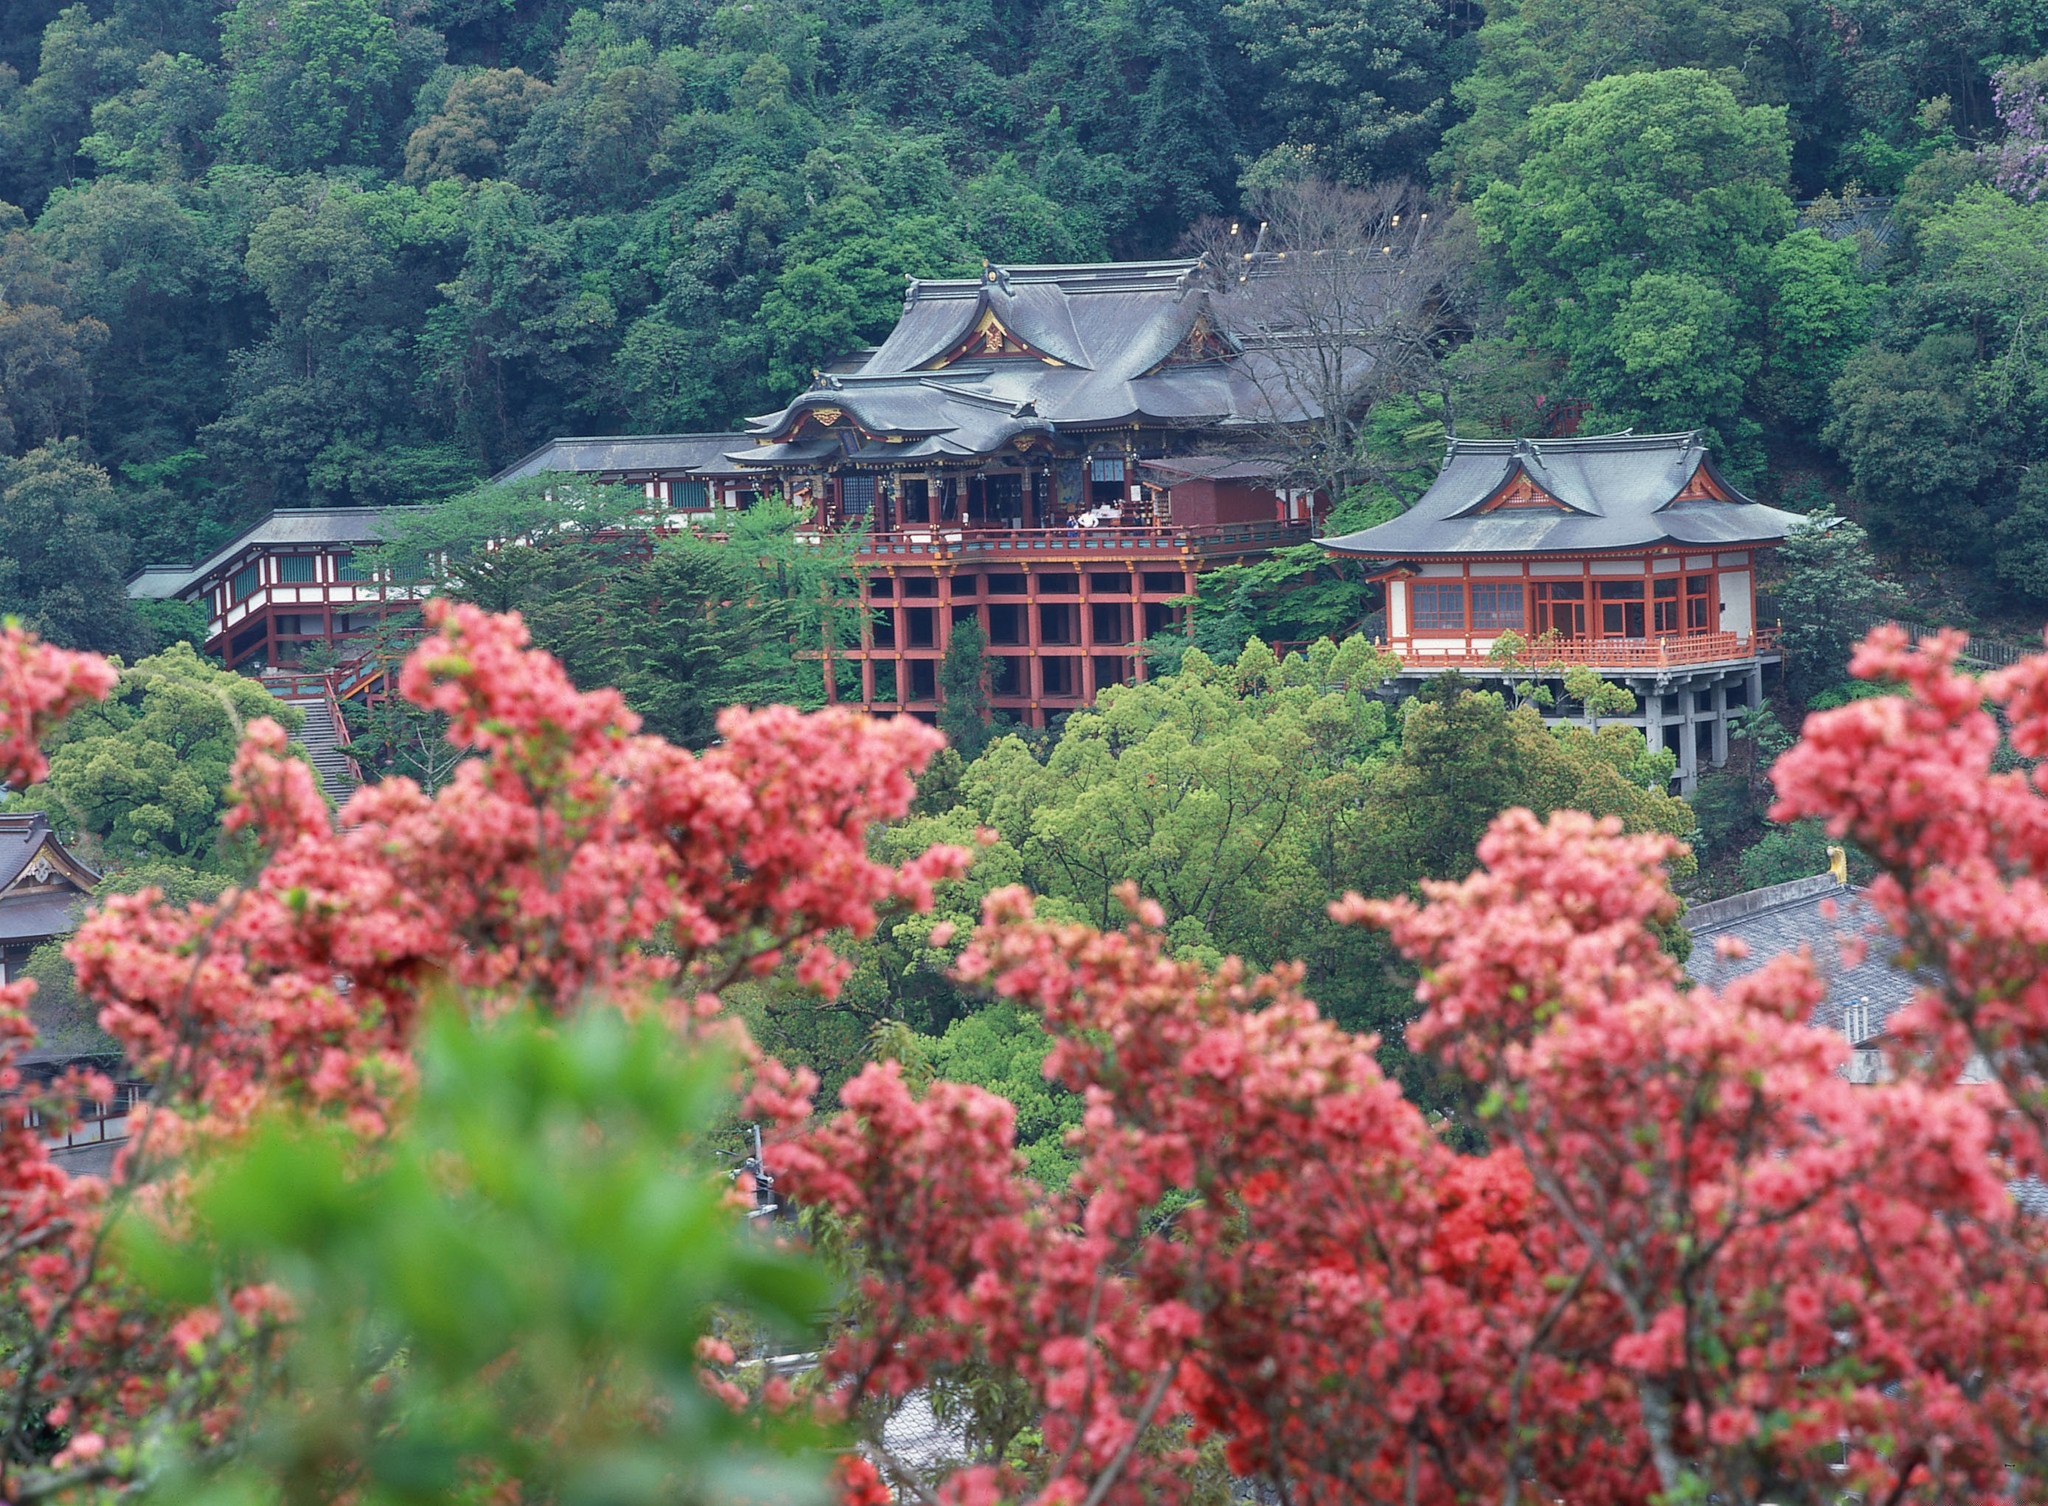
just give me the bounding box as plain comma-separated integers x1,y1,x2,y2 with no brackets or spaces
737,260,1332,465
1318,431,1806,559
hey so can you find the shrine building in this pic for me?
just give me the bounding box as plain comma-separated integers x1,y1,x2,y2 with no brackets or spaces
1318,431,1805,789
725,258,1326,724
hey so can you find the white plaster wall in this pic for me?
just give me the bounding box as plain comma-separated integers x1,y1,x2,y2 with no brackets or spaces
1719,571,1753,636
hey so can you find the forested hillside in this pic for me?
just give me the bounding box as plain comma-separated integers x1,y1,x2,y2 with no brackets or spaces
4,0,2048,647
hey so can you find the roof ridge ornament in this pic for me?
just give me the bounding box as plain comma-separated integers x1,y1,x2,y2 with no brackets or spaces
982,260,1013,294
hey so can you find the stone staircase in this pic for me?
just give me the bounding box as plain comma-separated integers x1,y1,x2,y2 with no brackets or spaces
261,673,361,808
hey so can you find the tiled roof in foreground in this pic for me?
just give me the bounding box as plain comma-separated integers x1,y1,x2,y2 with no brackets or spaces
1684,872,1928,1082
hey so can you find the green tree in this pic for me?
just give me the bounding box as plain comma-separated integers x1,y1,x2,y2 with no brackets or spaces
131,1004,836,1505
216,0,408,173
32,179,243,477
0,201,106,456
1224,0,1464,182
1432,0,1793,194
381,476,834,742
402,67,553,184
202,182,468,509
759,150,974,394
0,440,151,655
937,615,993,759
503,25,684,208
0,5,142,213
23,641,309,863
449,538,803,748
1772,506,1908,701
1472,69,1794,458
77,50,222,181
1824,185,2048,573
928,1002,1083,1186
1758,228,1880,427
1562,664,1637,729
1355,684,1692,886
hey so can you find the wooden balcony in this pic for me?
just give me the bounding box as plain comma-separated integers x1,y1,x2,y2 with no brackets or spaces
1395,627,1780,674
803,518,1314,563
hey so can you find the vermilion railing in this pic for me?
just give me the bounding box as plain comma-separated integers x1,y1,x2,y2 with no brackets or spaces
1395,627,1781,672
818,519,1314,561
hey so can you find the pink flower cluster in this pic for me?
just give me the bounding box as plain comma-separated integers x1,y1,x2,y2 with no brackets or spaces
14,602,2048,1506
0,605,969,1492
0,629,236,1496
71,600,970,1137
786,784,2048,1501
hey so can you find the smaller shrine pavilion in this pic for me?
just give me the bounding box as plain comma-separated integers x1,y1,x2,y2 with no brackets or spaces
1319,431,1805,789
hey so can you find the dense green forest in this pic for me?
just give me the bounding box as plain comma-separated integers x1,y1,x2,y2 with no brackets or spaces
9,0,2048,650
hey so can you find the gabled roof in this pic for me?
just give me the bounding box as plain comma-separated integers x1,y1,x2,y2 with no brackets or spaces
0,813,96,946
1319,431,1806,558
126,508,413,604
0,813,95,896
741,260,1334,463
491,433,759,484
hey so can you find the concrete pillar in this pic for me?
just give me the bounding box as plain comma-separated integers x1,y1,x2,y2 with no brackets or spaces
1747,662,1764,716
1640,690,1661,756
1710,681,1730,767
1677,682,1700,789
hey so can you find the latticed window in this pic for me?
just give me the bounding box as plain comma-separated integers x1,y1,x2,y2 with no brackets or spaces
1471,583,1523,632
1410,582,1464,632
278,555,316,583
334,554,366,582
842,475,876,515
231,562,262,601
673,480,708,508
1089,458,1125,483
1685,575,1714,632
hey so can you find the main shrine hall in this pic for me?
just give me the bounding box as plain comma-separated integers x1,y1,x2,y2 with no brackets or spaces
728,257,1323,723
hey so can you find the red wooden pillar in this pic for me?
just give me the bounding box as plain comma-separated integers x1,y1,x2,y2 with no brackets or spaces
1077,568,1096,702
1131,563,1149,682
1025,570,1044,728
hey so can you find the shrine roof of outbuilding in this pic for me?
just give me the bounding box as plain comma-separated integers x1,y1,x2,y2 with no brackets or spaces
126,509,406,602
491,433,759,484
1318,431,1806,559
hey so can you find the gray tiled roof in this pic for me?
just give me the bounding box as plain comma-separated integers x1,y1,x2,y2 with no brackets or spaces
0,813,95,947
491,433,759,484
1320,431,1806,558
1142,454,1287,481
742,260,1340,463
126,508,410,603
0,888,85,946
1685,874,1924,1046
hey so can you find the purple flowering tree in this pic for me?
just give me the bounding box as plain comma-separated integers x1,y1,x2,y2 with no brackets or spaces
1990,62,2048,203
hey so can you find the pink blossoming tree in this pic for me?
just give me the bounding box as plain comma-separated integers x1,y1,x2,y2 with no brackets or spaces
2,604,2047,1503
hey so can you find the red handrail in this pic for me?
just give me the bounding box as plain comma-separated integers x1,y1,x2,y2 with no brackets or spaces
1395,628,1780,672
